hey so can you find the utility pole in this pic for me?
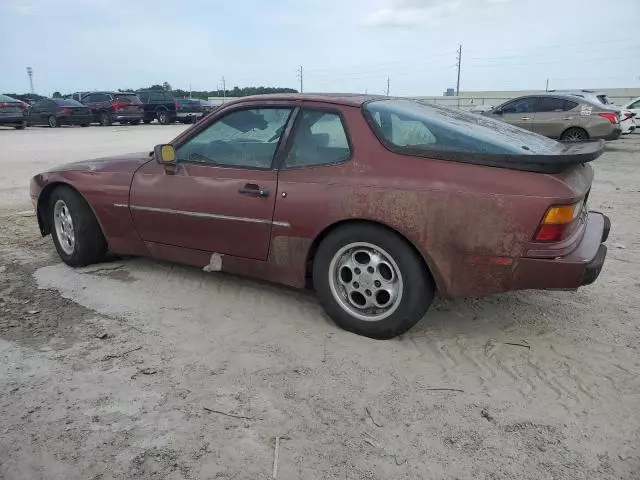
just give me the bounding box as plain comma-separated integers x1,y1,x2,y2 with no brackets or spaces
455,45,462,96
386,77,390,96
221,76,226,100
26,67,34,94
545,78,549,92
297,66,303,93
189,84,192,99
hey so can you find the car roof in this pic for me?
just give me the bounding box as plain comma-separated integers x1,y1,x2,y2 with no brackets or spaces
225,93,387,107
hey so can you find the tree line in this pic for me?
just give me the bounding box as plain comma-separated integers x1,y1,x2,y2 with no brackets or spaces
3,82,297,103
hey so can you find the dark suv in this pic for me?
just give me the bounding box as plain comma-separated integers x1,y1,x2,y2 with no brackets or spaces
138,90,178,125
80,92,144,126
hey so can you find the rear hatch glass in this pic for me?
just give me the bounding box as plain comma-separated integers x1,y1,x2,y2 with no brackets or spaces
114,93,142,104
364,100,603,173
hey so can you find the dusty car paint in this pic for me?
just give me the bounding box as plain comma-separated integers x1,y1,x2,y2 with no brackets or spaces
30,94,607,299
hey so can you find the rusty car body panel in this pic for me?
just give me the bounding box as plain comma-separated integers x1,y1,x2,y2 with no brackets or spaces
30,94,609,299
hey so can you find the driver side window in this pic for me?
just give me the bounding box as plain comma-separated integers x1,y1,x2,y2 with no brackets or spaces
176,108,293,169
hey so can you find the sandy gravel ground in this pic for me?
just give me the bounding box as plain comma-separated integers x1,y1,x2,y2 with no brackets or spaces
0,124,639,479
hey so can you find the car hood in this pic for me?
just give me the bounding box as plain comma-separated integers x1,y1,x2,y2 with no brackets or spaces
47,152,152,174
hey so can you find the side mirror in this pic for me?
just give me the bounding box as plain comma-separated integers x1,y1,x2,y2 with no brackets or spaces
154,144,176,165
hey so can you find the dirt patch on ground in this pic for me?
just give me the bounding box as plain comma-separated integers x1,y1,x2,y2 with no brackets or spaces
1,129,640,479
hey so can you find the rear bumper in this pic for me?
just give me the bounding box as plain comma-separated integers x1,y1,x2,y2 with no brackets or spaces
0,114,25,125
512,212,609,290
176,111,203,119
112,113,143,121
600,128,622,141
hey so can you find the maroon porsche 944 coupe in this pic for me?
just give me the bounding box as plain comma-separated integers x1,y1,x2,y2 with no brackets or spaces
30,94,610,339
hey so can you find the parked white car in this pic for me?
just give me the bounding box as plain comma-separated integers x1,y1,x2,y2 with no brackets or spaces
620,110,637,134
622,97,640,128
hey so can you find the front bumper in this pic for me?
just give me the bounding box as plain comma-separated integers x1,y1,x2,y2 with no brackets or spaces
513,212,610,290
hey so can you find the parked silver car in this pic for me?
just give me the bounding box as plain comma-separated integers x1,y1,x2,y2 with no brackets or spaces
483,94,621,141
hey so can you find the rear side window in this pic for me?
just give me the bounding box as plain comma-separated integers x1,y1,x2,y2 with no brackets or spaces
0,94,17,102
537,97,566,112
365,100,559,155
285,110,351,167
563,100,578,111
149,92,164,101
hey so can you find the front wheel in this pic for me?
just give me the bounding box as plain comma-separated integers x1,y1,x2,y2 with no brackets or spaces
313,224,434,339
48,115,58,128
48,186,108,267
129,119,141,125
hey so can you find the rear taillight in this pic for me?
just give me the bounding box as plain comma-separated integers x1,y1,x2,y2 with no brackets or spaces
175,101,181,111
111,101,127,110
534,200,584,242
20,102,28,109
0,103,5,109
60,107,72,115
598,112,618,124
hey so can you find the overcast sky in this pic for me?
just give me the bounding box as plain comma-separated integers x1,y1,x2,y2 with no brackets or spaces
1,0,639,96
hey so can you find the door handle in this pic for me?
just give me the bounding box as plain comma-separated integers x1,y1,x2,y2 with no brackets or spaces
520,117,531,120
238,184,269,198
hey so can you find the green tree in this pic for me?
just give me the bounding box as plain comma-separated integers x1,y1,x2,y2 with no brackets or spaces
52,91,62,98
162,82,172,91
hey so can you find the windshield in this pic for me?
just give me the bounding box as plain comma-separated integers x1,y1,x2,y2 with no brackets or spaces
597,94,614,105
365,100,560,155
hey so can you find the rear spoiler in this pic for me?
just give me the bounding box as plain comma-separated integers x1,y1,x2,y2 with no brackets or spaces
399,140,605,174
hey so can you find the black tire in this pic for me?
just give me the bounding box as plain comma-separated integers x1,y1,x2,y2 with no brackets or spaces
48,186,107,267
99,111,112,126
81,123,90,127
156,109,170,125
143,118,153,124
130,120,141,125
313,223,434,339
14,120,26,130
48,115,58,128
560,127,588,141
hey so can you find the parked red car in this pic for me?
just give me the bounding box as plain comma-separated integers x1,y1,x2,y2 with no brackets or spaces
30,94,610,339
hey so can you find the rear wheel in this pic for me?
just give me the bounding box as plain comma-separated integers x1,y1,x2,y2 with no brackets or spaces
48,186,107,267
14,120,26,130
313,224,434,339
48,115,58,128
561,127,588,141
130,119,141,125
99,112,112,126
143,118,153,124
81,123,90,127
157,109,170,125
